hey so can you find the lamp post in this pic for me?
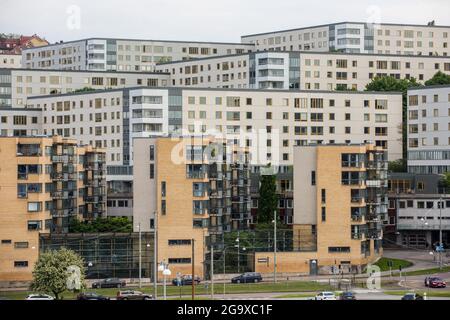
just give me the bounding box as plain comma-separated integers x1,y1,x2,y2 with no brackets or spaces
158,261,171,300
439,196,443,270
273,210,277,283
236,237,240,274
137,223,142,289
222,243,239,298
153,211,158,300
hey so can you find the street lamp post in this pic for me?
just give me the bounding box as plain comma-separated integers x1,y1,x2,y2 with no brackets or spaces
439,196,443,270
236,237,240,274
158,262,171,300
153,211,158,300
210,246,214,300
137,223,142,289
273,210,277,283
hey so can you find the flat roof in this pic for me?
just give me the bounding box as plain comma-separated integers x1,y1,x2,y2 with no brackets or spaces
408,84,450,91
156,50,450,66
1,67,170,75
22,37,255,51
27,86,403,100
0,107,42,111
241,21,450,38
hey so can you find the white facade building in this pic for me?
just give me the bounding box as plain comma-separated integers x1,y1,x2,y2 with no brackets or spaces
155,51,450,91
22,38,255,72
242,21,450,56
407,85,450,174
0,54,21,68
0,68,170,108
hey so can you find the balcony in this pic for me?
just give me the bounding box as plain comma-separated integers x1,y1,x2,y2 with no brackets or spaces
51,172,77,181
52,155,75,163
51,208,76,218
17,144,41,157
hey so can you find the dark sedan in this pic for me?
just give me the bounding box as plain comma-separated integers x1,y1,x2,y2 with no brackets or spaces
231,272,262,284
76,292,110,300
340,291,356,300
92,278,126,289
402,293,424,300
172,275,201,286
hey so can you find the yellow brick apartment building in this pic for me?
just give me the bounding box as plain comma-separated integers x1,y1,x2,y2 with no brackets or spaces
0,136,106,282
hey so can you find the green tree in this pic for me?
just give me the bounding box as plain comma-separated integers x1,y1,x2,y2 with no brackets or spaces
425,71,450,86
439,172,450,194
30,248,85,300
257,174,279,225
365,76,422,166
69,217,132,233
388,159,407,173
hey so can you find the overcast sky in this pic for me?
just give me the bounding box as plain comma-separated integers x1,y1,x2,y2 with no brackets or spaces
1,0,450,43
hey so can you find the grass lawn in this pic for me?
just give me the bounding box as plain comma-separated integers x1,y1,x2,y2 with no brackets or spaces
275,293,317,299
0,281,332,300
392,265,450,277
374,257,413,272
384,290,450,298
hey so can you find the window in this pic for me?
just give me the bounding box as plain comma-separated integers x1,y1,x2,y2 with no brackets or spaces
168,240,192,246
328,247,350,253
14,261,29,268
321,207,326,221
311,171,316,185
168,258,191,264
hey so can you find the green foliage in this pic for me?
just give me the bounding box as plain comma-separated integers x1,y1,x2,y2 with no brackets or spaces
388,159,407,173
425,71,450,86
374,257,413,272
73,87,96,93
365,76,422,161
69,217,132,233
30,248,85,300
257,174,279,224
438,172,450,194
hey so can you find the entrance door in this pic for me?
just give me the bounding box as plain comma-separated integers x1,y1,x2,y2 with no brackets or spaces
309,259,318,275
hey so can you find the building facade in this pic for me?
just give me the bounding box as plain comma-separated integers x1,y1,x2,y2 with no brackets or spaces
0,68,170,108
407,85,450,174
133,136,251,278
0,136,106,282
4,87,402,219
0,54,22,68
255,144,387,275
242,22,450,56
155,51,450,91
387,173,449,249
21,38,254,72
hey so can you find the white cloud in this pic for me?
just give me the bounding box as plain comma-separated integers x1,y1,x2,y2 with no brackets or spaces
0,0,449,43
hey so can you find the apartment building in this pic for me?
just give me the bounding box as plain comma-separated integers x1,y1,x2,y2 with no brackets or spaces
155,51,450,91
0,136,106,282
387,173,449,249
407,85,450,174
0,53,21,68
0,68,170,108
255,144,387,275
133,136,251,278
6,87,401,219
21,38,254,72
0,108,42,137
242,22,450,56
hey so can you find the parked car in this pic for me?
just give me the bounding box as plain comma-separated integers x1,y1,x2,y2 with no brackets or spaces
92,278,126,289
76,292,110,300
402,293,424,300
314,292,337,300
231,272,263,284
25,294,55,300
116,290,153,300
425,277,446,288
339,291,356,300
172,275,201,286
